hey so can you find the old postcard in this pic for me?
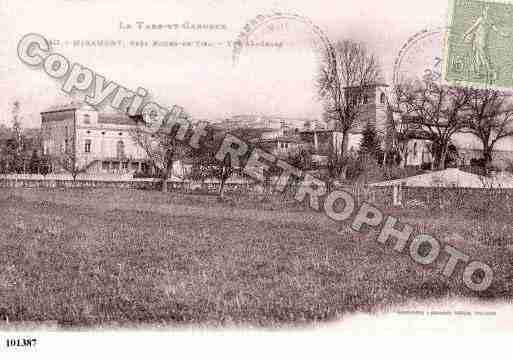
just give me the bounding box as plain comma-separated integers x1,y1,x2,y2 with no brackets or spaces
0,0,512,357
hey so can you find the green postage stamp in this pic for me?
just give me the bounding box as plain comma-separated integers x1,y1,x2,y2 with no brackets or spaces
445,0,513,88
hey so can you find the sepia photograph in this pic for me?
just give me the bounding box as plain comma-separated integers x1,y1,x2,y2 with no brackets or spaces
0,0,512,357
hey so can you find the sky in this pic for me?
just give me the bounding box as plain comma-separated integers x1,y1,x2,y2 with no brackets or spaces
1,0,450,128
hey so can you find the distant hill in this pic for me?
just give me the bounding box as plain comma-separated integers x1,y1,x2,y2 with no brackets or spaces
219,115,312,131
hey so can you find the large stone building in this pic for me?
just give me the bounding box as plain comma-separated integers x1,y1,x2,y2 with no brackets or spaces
41,103,151,175
342,83,391,152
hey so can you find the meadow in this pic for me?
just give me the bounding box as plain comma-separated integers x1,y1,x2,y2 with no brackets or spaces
0,188,512,327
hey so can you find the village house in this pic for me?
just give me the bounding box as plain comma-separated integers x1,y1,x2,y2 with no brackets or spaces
40,102,152,175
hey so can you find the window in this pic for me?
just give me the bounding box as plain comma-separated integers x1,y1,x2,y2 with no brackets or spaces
363,94,369,104
122,162,128,170
380,92,386,104
102,161,109,170
83,114,91,124
413,142,418,157
116,140,125,158
84,139,91,153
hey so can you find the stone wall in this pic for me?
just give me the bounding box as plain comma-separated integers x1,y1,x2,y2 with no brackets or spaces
0,175,261,194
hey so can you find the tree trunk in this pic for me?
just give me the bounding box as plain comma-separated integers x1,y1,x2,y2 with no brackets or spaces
218,179,226,200
438,147,448,170
161,177,168,192
326,177,334,193
483,144,493,167
161,160,174,193
339,130,350,179
399,146,408,169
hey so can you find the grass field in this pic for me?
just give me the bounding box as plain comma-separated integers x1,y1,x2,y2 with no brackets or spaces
0,188,512,327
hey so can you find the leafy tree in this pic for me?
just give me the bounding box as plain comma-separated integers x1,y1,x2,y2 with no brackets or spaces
358,122,383,163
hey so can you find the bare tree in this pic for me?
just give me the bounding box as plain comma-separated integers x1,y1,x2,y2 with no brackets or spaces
383,82,417,168
463,88,513,167
54,149,94,180
397,80,471,169
210,127,254,200
10,101,25,173
317,40,381,178
188,125,271,200
129,125,189,192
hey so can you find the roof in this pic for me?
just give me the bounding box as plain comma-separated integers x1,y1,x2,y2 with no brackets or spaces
252,136,301,144
370,168,513,189
41,102,95,114
300,128,339,134
397,129,432,140
401,115,450,128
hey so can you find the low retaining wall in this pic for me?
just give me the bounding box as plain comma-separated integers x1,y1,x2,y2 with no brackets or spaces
0,177,161,190
0,177,263,193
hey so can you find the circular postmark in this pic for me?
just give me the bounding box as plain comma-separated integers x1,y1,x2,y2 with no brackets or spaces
232,11,336,69
392,27,449,88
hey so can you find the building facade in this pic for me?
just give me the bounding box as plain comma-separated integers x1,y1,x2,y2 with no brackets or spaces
342,83,390,153
251,128,303,158
41,103,151,175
